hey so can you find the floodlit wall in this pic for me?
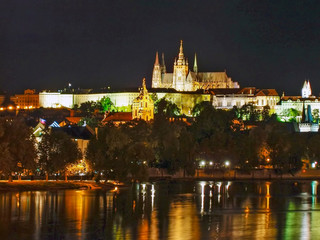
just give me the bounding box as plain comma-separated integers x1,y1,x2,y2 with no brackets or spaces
39,91,211,116
39,91,141,109
39,92,74,108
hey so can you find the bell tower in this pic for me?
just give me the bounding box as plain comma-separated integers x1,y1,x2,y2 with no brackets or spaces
152,52,161,88
302,80,312,98
173,40,189,91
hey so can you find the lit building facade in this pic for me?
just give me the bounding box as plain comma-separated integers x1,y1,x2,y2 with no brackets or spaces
275,81,320,128
211,88,280,110
39,88,210,116
10,89,39,109
132,79,154,121
152,40,240,91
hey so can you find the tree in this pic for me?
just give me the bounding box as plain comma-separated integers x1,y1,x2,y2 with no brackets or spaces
79,101,100,117
240,103,259,121
38,130,82,181
177,127,197,176
312,109,319,122
155,98,180,117
261,105,271,121
265,120,291,170
100,97,116,112
307,134,320,165
0,118,36,182
86,124,131,181
78,117,100,128
281,108,300,122
151,117,182,174
192,101,213,117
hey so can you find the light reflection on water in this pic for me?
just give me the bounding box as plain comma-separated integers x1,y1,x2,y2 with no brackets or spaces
0,181,320,239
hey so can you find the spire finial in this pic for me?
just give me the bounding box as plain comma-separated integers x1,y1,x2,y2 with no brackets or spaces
154,51,159,65
193,53,198,73
161,53,166,73
178,40,184,60
143,78,146,89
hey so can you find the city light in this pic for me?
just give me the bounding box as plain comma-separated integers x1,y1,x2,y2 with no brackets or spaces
225,161,230,167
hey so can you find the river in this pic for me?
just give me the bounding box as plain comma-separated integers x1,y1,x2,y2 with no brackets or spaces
0,180,319,239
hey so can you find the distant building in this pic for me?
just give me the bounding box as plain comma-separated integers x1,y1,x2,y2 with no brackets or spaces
39,87,210,116
102,112,132,126
210,87,280,110
151,40,239,91
275,81,320,131
299,104,319,132
301,80,312,98
132,78,154,121
10,89,39,109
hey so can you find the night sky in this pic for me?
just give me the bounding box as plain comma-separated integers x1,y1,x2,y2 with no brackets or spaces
1,0,320,95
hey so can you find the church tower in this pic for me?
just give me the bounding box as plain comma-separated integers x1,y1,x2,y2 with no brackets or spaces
193,53,198,73
161,53,166,74
152,52,161,88
132,78,154,121
302,80,312,98
173,40,189,91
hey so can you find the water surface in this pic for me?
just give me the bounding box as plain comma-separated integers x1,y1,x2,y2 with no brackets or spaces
0,180,319,239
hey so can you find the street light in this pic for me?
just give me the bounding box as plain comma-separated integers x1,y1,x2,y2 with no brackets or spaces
225,161,230,167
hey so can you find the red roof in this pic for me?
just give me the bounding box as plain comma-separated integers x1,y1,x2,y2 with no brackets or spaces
102,112,132,123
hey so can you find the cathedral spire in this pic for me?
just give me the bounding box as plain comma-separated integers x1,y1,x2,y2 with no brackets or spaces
142,78,147,95
177,40,185,65
302,79,312,98
161,53,166,74
154,51,160,65
193,53,198,73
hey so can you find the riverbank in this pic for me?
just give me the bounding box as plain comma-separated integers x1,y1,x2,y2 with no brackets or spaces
0,181,117,191
148,168,320,181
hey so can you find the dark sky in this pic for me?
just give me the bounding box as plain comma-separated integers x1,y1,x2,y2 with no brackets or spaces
1,0,320,95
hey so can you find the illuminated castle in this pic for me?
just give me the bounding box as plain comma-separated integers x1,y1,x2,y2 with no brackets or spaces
152,40,240,91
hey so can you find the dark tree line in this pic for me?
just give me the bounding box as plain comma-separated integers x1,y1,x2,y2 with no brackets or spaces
0,118,81,181
86,101,320,181
1,100,320,182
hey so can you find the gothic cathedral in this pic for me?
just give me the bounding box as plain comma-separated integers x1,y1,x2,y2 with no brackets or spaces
152,40,240,92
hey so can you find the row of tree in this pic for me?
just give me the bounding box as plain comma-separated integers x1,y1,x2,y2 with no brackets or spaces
0,118,81,181
1,101,320,182
85,102,320,181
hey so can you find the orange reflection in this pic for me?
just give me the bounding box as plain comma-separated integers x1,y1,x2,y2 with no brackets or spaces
168,199,200,239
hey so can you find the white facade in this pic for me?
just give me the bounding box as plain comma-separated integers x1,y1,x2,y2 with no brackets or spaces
275,81,320,123
39,91,140,109
39,90,210,116
211,88,280,111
